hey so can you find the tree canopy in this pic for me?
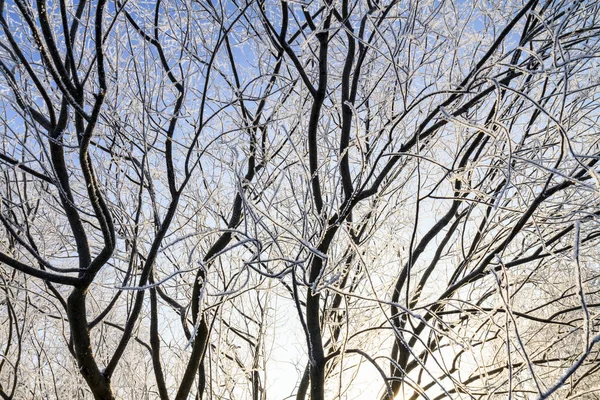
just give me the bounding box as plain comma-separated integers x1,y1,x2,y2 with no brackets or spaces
1,0,600,399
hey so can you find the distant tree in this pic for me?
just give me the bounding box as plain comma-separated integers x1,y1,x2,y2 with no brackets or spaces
1,0,600,399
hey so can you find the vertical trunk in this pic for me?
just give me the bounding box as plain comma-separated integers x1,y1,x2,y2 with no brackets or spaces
306,289,325,400
305,224,339,400
67,289,114,400
175,318,209,400
296,364,310,400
